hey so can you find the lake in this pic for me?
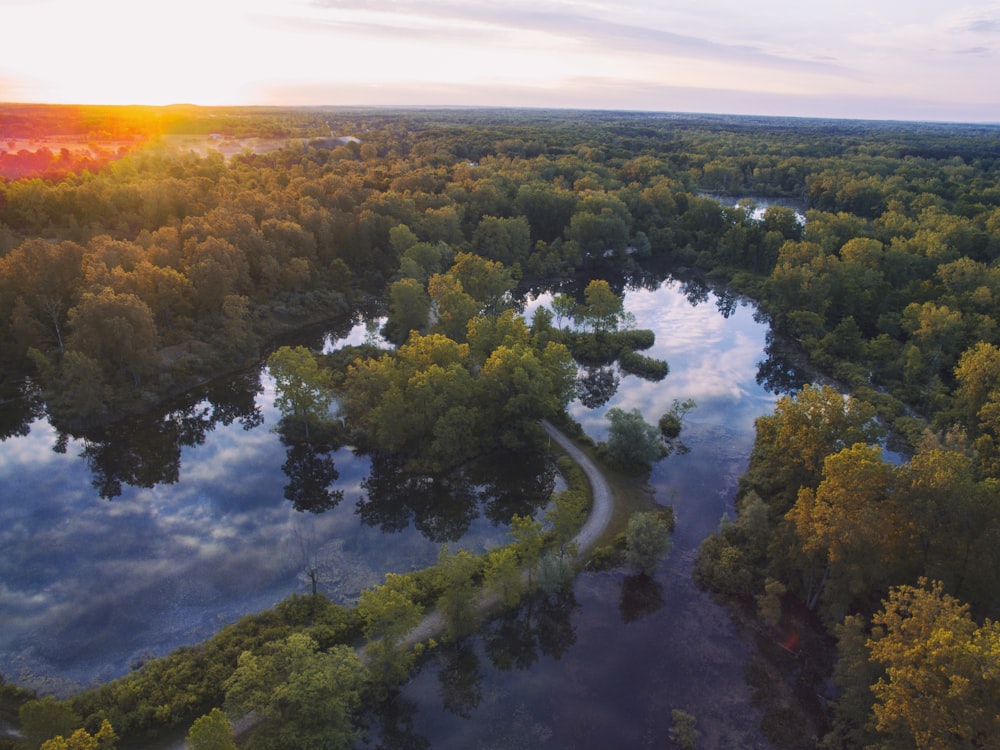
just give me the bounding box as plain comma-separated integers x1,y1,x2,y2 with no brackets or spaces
0,268,798,746
374,272,790,748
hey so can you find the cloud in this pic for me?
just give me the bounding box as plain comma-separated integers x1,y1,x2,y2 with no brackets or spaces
300,0,842,72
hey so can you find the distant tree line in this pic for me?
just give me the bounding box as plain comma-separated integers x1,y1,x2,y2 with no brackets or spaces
2,106,1000,749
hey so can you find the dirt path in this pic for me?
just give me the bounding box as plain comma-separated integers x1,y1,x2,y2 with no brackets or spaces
541,420,614,558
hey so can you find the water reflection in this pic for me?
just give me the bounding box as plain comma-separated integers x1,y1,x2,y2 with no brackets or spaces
483,591,578,672
575,365,620,408
437,642,484,719
618,573,666,623
66,369,264,499
755,331,814,394
280,440,343,513
0,380,44,440
0,269,808,711
356,444,556,543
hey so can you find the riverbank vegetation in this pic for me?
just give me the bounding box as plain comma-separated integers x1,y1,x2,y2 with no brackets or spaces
3,105,1000,748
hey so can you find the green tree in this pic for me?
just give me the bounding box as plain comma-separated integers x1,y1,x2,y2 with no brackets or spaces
550,292,578,329
483,545,523,607
357,573,424,686
224,633,366,750
435,546,480,639
668,709,698,750
39,720,117,750
582,279,624,333
185,708,237,750
66,288,159,386
624,511,673,575
383,277,431,345
18,695,81,748
508,514,545,582
267,346,333,442
604,407,664,470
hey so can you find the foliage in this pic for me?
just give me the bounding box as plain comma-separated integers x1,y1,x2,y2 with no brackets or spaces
5,105,1000,747
434,546,481,640
39,720,117,750
267,345,334,442
659,398,697,439
624,511,674,575
668,709,698,750
224,632,367,750
357,574,425,687
185,708,237,750
603,407,665,471
339,306,575,472
18,695,81,748
863,580,1000,750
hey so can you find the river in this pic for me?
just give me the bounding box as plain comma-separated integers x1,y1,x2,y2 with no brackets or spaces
0,267,799,746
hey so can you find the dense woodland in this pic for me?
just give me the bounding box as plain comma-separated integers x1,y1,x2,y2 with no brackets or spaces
2,106,1000,748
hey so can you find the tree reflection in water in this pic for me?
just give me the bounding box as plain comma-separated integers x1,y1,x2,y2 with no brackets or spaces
437,642,484,719
484,590,578,672
575,365,620,408
755,331,811,395
0,380,44,440
61,369,265,499
280,440,343,513
619,573,666,623
357,440,555,543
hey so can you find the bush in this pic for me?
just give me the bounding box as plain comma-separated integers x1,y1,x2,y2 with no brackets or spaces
624,511,673,575
619,350,669,381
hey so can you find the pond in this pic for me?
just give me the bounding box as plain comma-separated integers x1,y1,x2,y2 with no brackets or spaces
0,267,801,746
0,333,546,693
368,273,792,748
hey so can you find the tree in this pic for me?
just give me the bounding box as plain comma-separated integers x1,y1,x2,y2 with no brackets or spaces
624,511,673,575
604,407,664,470
267,345,333,442
0,238,85,357
550,292,578,329
472,215,530,266
582,279,624,333
383,277,431,345
744,384,882,515
785,443,895,618
508,514,545,582
483,545,523,607
446,252,515,318
668,710,698,750
185,708,237,750
18,695,81,748
39,720,117,750
66,288,159,386
224,633,367,750
435,546,480,639
357,573,425,686
546,487,588,557
867,579,1000,749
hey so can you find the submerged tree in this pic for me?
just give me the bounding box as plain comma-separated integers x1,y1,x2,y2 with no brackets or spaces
624,511,673,576
267,345,334,443
604,407,665,470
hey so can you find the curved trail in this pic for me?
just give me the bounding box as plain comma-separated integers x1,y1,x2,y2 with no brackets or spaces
541,420,614,558
402,420,614,648
173,421,612,747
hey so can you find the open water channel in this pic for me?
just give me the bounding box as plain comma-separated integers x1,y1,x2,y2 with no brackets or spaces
0,266,805,746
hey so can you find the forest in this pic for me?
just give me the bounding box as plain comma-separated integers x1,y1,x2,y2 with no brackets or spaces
1,105,999,749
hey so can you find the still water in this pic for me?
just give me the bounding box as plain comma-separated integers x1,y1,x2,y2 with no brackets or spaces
1,269,797,746
380,275,789,749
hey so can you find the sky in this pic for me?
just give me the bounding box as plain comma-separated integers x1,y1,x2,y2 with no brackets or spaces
1,0,998,122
